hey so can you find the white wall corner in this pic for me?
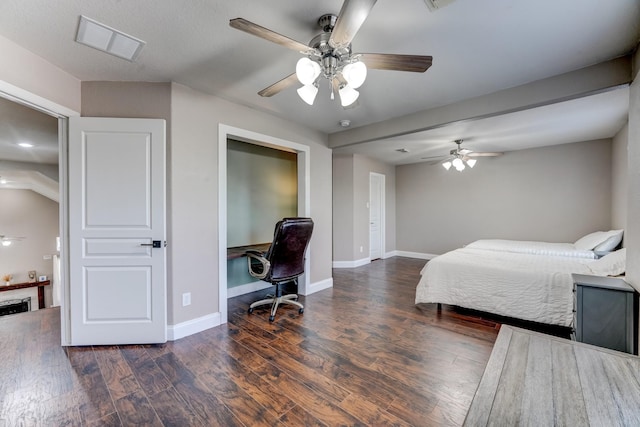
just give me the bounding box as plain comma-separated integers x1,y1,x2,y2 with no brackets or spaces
394,251,439,260
332,257,371,269
383,250,398,259
167,312,221,341
304,277,333,295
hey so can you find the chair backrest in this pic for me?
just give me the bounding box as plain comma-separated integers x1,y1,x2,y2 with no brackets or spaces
264,217,314,283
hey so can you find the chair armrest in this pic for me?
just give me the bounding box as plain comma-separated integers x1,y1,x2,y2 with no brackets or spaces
245,251,270,279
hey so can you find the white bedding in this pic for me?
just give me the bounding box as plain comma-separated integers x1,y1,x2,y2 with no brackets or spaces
465,239,596,259
415,248,599,327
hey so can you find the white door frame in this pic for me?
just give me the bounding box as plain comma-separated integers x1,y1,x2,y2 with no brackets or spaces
218,124,310,324
369,172,386,260
0,80,79,345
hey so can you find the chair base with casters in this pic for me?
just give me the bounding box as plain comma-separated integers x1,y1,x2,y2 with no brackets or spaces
247,279,304,322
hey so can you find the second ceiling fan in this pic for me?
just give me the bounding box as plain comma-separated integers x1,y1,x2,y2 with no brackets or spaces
229,0,433,107
422,140,503,171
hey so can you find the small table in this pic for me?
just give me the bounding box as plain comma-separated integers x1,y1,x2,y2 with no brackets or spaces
0,280,51,309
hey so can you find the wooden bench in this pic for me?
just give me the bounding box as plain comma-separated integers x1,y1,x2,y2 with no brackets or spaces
465,325,640,425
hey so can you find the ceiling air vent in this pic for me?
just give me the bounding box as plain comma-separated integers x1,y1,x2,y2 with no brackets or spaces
423,0,456,12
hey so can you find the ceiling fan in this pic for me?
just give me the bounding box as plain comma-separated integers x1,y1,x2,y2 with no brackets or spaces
229,0,433,107
422,140,503,171
0,234,25,247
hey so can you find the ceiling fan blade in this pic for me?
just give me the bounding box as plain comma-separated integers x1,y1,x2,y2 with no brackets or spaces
258,73,299,97
329,0,377,49
421,154,451,161
466,152,503,157
360,53,433,72
230,18,312,53
424,156,453,165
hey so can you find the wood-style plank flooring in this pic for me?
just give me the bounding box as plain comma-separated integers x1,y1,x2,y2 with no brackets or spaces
0,257,500,426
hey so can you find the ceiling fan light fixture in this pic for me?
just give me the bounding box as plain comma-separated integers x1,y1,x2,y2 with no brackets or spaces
442,161,452,170
296,57,321,85
297,83,319,105
339,84,359,107
2,240,11,247
342,61,367,89
466,158,477,168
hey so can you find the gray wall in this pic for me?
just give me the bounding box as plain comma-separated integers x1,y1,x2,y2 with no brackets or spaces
332,153,396,262
396,139,613,255
626,55,640,294
0,189,59,307
332,154,354,261
612,123,629,231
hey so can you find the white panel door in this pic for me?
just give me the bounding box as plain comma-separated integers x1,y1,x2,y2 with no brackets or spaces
369,173,384,260
69,117,166,345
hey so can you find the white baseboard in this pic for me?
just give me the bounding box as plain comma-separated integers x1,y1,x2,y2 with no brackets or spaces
394,251,439,260
167,312,221,341
332,257,371,268
304,277,333,295
227,280,272,298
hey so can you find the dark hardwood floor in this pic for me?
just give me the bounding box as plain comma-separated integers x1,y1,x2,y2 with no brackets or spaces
0,257,501,426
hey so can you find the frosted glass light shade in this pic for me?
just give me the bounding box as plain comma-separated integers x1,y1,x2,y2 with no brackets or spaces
442,161,452,170
297,84,318,105
452,158,463,169
296,58,321,85
2,240,11,246
343,61,367,89
466,158,477,168
339,85,359,106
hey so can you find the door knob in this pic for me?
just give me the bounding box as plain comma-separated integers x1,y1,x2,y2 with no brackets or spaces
140,240,164,248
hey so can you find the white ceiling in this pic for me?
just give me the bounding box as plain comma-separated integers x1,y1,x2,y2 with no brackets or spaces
0,0,638,165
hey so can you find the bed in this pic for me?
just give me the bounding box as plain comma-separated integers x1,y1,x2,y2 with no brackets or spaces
464,229,623,259
415,247,626,327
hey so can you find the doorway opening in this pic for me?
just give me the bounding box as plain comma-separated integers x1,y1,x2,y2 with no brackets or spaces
369,172,385,261
0,82,78,345
218,124,310,324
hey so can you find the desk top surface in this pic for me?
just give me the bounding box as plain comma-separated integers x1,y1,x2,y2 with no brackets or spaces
227,243,271,260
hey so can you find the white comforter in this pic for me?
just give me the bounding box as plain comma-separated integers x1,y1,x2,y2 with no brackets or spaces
415,248,598,327
465,239,596,259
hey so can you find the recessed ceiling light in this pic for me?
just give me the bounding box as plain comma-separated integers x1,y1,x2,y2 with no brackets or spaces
18,142,33,148
75,15,145,61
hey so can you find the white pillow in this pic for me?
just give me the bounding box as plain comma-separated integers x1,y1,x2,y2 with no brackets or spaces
589,248,626,276
594,229,624,252
574,230,622,251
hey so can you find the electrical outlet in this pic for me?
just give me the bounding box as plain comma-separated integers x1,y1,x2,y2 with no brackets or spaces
43,254,52,260
182,292,191,306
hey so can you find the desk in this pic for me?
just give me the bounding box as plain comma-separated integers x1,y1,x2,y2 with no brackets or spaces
465,325,640,425
0,280,50,309
227,243,271,260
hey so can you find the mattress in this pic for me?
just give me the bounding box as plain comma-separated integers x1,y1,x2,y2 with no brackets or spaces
465,239,596,259
415,248,598,327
